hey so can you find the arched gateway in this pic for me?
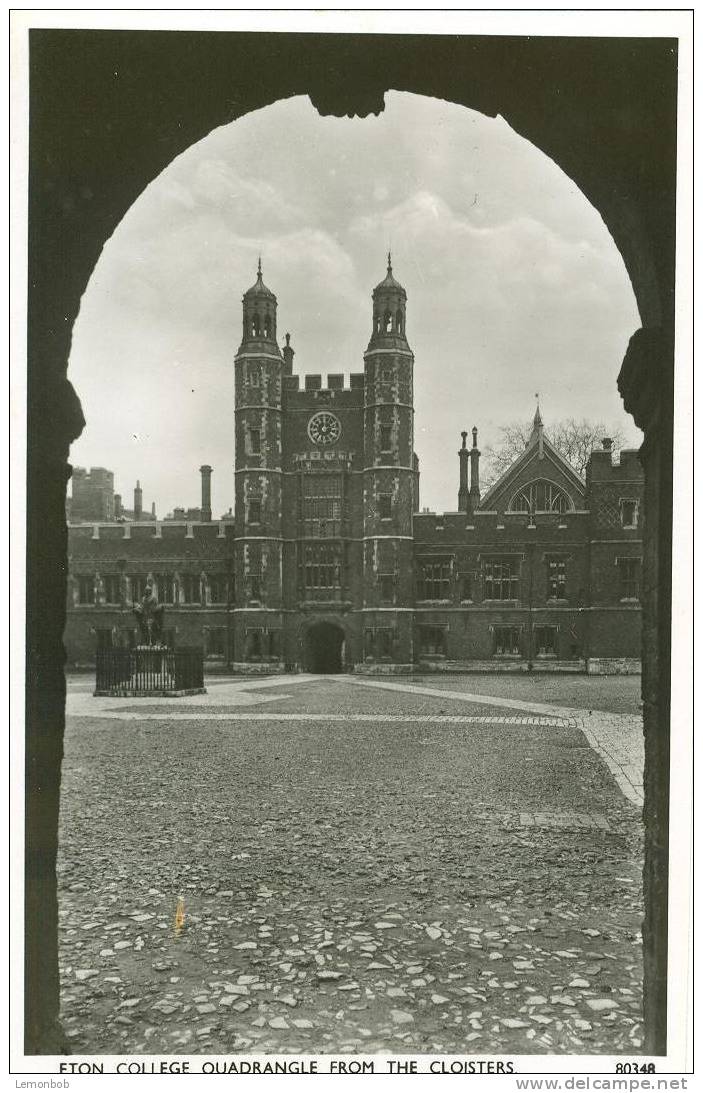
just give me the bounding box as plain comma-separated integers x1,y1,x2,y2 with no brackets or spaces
304,621,346,673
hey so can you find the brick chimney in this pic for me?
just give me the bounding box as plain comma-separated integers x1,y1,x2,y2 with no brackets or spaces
200,465,212,523
133,480,142,521
469,426,481,513
458,431,469,512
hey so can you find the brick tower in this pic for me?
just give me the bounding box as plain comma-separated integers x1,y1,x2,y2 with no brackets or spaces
362,255,415,666
232,260,284,665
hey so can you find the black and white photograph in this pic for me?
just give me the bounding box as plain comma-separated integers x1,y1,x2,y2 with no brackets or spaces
13,10,692,1082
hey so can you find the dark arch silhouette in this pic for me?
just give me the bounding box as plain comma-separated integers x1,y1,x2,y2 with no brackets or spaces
304,621,346,673
27,31,675,1054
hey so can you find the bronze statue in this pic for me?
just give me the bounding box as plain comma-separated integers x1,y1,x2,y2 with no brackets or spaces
133,580,165,645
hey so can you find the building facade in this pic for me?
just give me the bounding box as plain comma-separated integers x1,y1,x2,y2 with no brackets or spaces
65,261,643,673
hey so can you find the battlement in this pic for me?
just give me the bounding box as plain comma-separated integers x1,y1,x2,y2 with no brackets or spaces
587,445,644,482
282,373,365,394
413,508,589,542
68,520,233,548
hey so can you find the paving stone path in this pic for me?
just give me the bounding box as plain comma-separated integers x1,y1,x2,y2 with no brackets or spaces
59,674,644,1056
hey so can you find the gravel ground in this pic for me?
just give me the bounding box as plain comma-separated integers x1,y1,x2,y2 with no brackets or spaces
58,676,643,1057
406,673,643,716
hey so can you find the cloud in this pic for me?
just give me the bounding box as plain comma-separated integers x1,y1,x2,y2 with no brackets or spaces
69,93,640,518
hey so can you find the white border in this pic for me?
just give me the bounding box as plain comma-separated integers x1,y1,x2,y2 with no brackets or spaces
8,7,694,1085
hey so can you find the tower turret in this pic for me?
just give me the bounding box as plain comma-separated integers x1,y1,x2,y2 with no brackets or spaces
239,257,278,350
233,260,284,663
362,256,415,667
368,253,409,351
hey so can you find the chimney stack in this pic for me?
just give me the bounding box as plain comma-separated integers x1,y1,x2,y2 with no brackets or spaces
133,480,143,521
200,465,213,523
602,437,613,452
469,426,481,513
114,493,122,518
458,431,469,512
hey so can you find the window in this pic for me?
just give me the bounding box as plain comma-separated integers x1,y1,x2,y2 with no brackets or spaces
620,499,639,529
246,365,261,387
509,480,572,514
77,576,95,605
483,557,519,600
384,309,392,333
460,574,473,601
95,628,113,650
533,626,557,657
247,544,263,602
381,367,394,383
396,309,403,334
419,626,446,656
364,627,395,660
208,574,229,604
547,558,567,600
245,628,280,662
380,425,392,452
618,557,641,600
248,498,262,524
130,575,147,602
249,428,261,454
493,627,521,656
206,628,227,657
155,574,174,604
417,558,452,600
379,574,395,603
301,544,342,594
102,575,121,604
181,574,201,604
303,474,342,536
378,494,392,520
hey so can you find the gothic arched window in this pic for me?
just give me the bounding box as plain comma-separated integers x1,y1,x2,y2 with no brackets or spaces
508,480,573,514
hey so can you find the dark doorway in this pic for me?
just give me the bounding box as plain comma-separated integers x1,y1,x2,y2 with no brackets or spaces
305,622,345,673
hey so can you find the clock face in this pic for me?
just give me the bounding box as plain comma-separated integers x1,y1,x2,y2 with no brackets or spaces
307,411,342,446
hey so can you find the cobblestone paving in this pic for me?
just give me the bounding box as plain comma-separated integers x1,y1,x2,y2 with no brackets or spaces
59,675,643,1056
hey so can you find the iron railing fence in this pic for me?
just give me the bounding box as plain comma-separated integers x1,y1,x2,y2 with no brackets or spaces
95,646,204,694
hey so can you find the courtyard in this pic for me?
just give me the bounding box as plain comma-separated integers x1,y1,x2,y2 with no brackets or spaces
57,672,644,1056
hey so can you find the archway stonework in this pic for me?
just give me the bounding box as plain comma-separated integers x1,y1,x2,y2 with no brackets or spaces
26,31,675,1053
301,618,348,674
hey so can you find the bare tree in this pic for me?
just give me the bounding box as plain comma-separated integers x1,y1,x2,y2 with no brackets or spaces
482,417,628,486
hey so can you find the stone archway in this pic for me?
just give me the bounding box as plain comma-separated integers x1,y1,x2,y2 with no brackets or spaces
25,30,676,1054
304,621,346,674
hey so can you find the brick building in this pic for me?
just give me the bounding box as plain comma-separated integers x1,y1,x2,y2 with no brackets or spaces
65,260,643,673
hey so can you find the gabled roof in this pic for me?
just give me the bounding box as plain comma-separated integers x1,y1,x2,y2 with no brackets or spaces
480,419,586,511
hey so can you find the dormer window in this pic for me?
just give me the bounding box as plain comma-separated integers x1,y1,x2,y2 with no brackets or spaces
620,499,639,529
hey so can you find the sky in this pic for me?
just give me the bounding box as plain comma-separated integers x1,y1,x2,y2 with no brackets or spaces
68,92,641,518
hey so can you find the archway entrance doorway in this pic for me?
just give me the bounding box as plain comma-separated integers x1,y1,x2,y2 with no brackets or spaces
305,622,345,673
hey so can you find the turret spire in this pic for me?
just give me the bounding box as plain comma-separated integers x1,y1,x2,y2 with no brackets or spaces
529,395,545,458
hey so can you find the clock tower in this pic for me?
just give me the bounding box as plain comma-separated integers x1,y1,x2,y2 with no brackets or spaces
232,258,416,672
